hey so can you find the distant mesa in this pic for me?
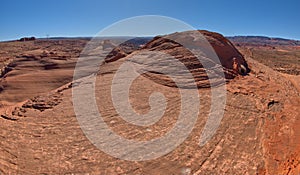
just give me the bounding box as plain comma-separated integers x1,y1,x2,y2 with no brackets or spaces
19,36,36,42
228,36,300,46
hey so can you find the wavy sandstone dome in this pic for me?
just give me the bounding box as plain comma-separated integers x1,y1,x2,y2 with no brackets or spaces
105,30,250,88
0,30,299,174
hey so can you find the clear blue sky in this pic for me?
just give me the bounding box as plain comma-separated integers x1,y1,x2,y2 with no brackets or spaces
1,0,299,41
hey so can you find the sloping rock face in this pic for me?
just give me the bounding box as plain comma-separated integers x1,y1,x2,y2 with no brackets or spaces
122,30,250,88
199,30,250,75
2,54,299,174
0,39,88,104
145,30,250,76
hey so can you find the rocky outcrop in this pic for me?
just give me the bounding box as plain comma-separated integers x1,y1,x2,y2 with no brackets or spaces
0,62,14,78
19,37,36,42
144,30,249,75
22,92,62,112
116,30,250,88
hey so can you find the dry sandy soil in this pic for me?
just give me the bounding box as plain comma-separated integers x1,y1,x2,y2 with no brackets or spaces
0,31,299,174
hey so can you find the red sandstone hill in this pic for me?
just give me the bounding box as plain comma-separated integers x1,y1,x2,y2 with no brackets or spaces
104,30,250,88
0,30,299,174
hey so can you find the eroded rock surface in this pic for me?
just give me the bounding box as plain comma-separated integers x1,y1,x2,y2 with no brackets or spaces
0,31,299,174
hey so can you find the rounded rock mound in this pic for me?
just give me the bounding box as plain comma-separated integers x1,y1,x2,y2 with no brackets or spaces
121,30,250,88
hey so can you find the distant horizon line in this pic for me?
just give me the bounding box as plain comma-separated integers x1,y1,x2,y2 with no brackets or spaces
1,34,300,42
